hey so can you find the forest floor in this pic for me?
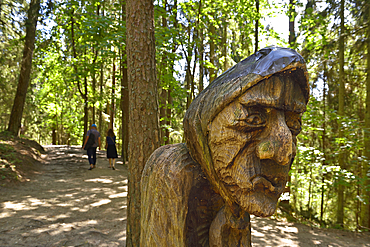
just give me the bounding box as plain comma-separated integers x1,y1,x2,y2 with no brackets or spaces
0,144,370,246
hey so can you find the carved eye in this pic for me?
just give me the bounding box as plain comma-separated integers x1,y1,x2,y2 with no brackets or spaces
285,112,302,135
231,107,267,131
245,114,265,125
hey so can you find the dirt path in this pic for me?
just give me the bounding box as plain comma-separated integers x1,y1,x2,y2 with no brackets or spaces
1,146,370,247
251,216,370,247
0,146,128,246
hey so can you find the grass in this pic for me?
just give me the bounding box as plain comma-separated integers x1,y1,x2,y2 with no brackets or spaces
0,132,44,185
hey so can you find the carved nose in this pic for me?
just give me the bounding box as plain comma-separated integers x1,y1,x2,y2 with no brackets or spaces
256,116,293,166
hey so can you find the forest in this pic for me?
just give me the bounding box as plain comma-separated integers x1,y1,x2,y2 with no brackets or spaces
1,0,369,239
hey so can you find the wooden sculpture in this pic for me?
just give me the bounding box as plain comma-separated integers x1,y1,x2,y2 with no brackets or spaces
140,46,310,247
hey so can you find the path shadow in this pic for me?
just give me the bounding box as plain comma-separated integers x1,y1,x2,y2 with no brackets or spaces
251,215,370,247
0,146,128,247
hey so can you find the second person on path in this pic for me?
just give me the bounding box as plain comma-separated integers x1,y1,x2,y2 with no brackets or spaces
106,129,118,170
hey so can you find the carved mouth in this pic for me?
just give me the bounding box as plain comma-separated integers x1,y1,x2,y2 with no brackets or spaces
225,175,286,195
251,176,278,193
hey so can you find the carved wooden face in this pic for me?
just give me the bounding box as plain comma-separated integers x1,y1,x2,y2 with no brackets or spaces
207,74,306,217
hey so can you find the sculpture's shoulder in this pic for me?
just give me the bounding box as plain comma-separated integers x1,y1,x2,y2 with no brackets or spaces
142,143,201,185
141,143,202,247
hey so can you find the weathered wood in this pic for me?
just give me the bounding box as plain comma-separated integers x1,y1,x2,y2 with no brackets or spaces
141,47,309,246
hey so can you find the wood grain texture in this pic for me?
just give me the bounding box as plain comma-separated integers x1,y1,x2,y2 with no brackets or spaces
141,143,223,247
140,47,309,246
126,0,160,245
206,72,306,218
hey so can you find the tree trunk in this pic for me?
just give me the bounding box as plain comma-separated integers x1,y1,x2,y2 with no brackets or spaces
198,2,204,93
199,28,204,93
126,0,160,245
7,0,41,136
254,0,259,53
164,0,177,144
337,0,345,226
288,0,296,46
91,4,100,125
52,115,57,145
99,63,103,135
119,0,129,161
165,88,172,145
83,76,89,143
98,6,104,135
185,67,191,110
209,24,216,83
222,15,228,72
321,61,328,222
361,1,370,229
159,0,168,145
121,59,129,161
110,54,116,130
160,88,167,144
92,49,98,125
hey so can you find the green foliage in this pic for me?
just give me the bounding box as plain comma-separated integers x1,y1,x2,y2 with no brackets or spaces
1,0,370,231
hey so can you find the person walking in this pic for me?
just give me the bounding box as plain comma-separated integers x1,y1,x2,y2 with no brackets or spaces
105,128,118,170
82,124,101,170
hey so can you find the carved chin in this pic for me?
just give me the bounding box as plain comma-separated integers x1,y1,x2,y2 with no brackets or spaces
229,175,286,217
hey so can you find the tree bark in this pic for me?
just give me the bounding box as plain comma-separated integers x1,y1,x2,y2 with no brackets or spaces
83,76,89,142
199,28,204,93
98,5,104,135
288,0,296,46
165,88,172,145
254,0,259,53
222,15,228,72
119,0,129,161
92,48,98,125
121,60,129,161
110,53,116,130
99,63,103,135
164,0,178,144
7,0,41,136
198,1,204,93
361,1,370,229
321,61,328,222
159,0,168,144
126,0,160,245
209,24,216,83
337,0,345,226
52,115,57,145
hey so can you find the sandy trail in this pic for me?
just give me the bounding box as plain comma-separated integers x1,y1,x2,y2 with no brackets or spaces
251,216,370,247
0,146,127,246
0,146,369,247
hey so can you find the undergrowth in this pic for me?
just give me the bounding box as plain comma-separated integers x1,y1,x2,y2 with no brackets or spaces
0,131,44,186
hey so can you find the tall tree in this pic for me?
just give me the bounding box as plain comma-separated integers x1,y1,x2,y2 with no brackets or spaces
197,0,204,93
126,0,160,246
337,0,345,226
209,23,216,82
159,0,168,144
362,0,370,229
255,0,259,52
7,0,40,136
110,53,116,130
120,0,129,162
288,0,296,46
